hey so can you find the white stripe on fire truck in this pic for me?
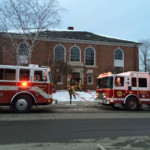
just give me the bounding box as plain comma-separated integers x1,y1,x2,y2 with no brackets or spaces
0,86,52,99
0,86,16,90
108,98,150,102
106,98,124,101
31,87,52,99
140,99,150,101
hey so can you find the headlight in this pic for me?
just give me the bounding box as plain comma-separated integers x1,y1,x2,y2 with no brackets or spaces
103,93,106,98
96,93,98,98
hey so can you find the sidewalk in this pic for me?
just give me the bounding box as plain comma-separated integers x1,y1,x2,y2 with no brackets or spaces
55,100,97,107
46,100,100,113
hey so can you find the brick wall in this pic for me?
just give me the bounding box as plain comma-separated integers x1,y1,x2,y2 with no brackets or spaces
1,38,139,90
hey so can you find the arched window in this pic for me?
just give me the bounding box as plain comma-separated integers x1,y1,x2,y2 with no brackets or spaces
70,46,80,62
85,47,95,65
18,43,29,56
114,48,124,73
55,45,65,62
17,42,30,65
114,49,123,60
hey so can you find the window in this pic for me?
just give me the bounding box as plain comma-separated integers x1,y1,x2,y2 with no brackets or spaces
85,47,95,66
87,75,93,84
57,75,63,84
0,45,2,64
18,43,29,56
115,77,124,86
19,69,30,81
138,78,147,87
34,70,47,82
0,69,16,80
72,72,80,82
55,45,65,62
114,67,123,74
18,43,30,65
132,78,137,87
70,46,80,61
97,77,113,89
114,49,123,60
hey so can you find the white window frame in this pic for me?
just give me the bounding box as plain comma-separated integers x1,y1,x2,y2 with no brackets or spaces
87,75,93,84
17,42,30,65
114,48,124,68
57,75,63,85
70,46,81,62
54,44,66,62
85,47,95,66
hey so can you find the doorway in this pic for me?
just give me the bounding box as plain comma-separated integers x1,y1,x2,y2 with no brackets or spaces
71,72,80,82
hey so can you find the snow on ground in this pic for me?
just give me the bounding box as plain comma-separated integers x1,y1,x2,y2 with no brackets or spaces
53,90,96,102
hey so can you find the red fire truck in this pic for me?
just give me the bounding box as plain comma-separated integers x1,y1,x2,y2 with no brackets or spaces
95,71,150,111
0,64,55,113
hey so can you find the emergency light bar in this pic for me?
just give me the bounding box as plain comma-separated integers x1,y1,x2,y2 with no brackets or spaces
98,72,112,78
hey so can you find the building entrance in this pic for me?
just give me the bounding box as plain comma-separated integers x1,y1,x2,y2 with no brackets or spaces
71,72,80,82
70,72,82,91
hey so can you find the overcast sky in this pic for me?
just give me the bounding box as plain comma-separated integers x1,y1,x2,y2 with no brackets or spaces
58,0,150,42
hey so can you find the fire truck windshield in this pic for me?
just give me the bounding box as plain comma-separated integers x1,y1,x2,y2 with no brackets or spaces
97,77,113,89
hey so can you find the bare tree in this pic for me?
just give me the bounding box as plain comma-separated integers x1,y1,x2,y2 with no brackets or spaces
51,60,72,87
139,39,150,72
0,0,61,65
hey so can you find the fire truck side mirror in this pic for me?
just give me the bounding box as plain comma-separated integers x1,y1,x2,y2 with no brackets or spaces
128,86,131,91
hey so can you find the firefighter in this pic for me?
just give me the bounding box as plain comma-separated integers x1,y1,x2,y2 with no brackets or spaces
68,80,76,104
79,80,82,91
67,82,70,91
75,82,78,91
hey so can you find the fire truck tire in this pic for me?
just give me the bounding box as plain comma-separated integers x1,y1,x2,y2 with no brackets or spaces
12,95,33,113
125,97,140,111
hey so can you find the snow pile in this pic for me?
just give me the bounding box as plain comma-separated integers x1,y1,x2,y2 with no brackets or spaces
53,90,96,102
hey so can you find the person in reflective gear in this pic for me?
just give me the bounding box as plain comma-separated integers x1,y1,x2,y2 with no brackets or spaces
79,80,82,91
67,82,70,91
68,81,76,104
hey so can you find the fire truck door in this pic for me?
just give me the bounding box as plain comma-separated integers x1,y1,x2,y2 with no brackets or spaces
114,76,125,90
131,77,138,91
0,68,17,103
17,69,31,91
33,70,49,101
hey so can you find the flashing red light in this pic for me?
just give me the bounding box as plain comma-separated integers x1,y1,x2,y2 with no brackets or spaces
22,82,28,87
129,91,133,94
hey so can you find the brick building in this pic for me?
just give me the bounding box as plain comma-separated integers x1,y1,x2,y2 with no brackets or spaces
0,30,140,90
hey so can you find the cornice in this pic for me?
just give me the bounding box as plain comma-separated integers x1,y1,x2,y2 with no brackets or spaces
1,33,141,47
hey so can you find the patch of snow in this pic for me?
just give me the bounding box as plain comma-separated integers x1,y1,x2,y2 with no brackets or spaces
53,90,96,102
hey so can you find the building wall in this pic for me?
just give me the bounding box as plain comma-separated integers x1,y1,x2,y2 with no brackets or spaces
1,38,139,90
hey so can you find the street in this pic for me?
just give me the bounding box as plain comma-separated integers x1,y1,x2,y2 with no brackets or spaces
0,118,150,145
0,104,150,149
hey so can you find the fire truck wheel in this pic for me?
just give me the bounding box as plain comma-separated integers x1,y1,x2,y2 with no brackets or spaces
12,95,33,113
125,97,140,111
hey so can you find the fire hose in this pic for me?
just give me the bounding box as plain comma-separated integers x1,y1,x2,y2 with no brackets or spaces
74,90,95,102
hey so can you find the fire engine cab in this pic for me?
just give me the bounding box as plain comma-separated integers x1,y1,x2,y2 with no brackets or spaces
0,64,55,113
95,71,150,111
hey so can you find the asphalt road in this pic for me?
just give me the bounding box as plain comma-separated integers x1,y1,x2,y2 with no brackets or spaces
1,104,150,149
0,118,150,145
